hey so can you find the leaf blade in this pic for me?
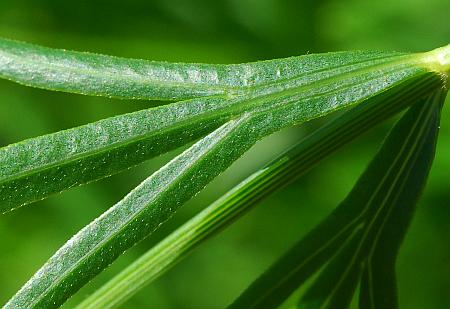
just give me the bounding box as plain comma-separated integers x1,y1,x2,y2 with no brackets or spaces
0,95,229,213
1,45,441,213
299,89,445,309
229,87,445,309
359,90,446,309
0,38,413,100
4,110,280,308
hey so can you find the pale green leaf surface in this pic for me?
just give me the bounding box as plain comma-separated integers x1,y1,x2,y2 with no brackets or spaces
0,38,411,100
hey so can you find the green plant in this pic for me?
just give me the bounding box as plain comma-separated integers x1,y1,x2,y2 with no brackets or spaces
0,37,448,308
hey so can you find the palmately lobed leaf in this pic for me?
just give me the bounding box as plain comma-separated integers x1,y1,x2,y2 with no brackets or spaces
1,38,449,309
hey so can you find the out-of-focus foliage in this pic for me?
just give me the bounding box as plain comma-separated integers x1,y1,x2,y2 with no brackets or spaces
0,1,448,308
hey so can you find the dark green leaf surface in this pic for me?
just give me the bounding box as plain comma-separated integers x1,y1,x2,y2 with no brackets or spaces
299,90,444,309
300,229,365,309
359,90,446,309
1,39,447,213
230,89,444,309
75,74,442,309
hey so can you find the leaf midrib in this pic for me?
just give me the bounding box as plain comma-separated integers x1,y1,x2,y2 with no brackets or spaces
0,95,228,185
24,116,250,308
0,45,410,99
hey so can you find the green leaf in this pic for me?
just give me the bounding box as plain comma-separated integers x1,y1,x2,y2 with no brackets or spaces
0,38,429,100
359,90,446,309
0,95,228,213
299,228,365,309
75,73,440,309
299,89,445,309
1,39,447,213
3,110,282,308
229,88,445,309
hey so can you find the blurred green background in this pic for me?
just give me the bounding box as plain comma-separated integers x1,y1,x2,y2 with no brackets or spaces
0,0,449,308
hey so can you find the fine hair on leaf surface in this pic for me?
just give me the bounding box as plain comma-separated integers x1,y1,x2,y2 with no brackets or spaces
0,37,449,308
